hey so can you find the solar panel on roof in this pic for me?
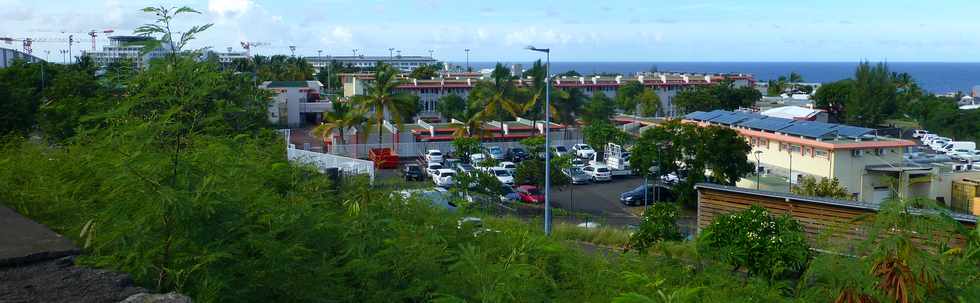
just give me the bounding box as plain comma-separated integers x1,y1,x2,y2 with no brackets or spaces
685,110,726,121
781,121,838,138
835,125,874,138
710,111,763,125
738,117,795,132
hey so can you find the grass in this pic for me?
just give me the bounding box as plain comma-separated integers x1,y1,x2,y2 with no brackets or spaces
552,222,633,247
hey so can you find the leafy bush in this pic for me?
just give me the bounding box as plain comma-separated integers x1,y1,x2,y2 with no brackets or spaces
697,205,810,279
627,203,683,252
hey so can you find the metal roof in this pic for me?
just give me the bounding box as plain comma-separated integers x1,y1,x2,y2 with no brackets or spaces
695,183,977,224
685,110,726,121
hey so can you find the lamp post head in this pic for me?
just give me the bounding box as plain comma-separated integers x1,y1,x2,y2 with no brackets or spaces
525,45,550,53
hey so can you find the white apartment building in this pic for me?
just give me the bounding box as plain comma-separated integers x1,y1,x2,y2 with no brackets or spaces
82,36,172,70
260,81,331,127
306,55,439,73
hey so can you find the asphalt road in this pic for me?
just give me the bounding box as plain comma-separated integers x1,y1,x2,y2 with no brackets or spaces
550,176,647,227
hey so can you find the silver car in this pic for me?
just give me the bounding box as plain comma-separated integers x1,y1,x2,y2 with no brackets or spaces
563,167,592,185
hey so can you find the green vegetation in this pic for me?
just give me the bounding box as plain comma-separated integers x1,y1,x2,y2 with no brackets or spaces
631,120,754,207
627,203,683,252
3,6,980,303
353,63,419,145
792,176,852,200
673,81,762,114
698,205,811,280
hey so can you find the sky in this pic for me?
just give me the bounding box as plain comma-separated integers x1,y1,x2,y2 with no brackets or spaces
3,0,980,62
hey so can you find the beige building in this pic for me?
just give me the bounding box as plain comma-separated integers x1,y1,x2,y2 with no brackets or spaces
685,110,938,204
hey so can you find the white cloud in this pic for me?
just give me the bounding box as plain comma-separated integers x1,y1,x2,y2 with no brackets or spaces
208,0,253,17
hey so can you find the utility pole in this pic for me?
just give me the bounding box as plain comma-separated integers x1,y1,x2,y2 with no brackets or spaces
428,49,433,59
388,47,394,60
526,45,551,235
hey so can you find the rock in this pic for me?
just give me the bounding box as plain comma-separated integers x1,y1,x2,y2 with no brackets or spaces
120,292,193,303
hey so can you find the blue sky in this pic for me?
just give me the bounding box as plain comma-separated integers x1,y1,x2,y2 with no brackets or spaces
3,0,980,62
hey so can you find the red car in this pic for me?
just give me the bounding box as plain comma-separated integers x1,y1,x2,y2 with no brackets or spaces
516,185,545,203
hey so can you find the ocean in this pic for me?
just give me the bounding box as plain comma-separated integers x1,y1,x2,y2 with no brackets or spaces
457,62,980,94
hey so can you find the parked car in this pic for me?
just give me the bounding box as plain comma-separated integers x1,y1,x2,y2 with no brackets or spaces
401,164,424,181
930,139,952,152
571,158,586,168
470,153,487,166
498,161,518,175
488,167,515,185
425,149,444,163
553,146,570,157
942,141,976,153
432,169,456,187
572,144,595,159
563,167,591,185
485,146,507,160
425,162,443,177
582,164,612,182
398,188,456,212
619,184,666,206
499,185,520,202
951,149,980,162
508,147,529,162
455,162,476,174
515,185,545,203
912,129,930,138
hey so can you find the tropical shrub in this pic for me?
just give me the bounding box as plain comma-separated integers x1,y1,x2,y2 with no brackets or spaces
697,205,810,279
627,203,683,252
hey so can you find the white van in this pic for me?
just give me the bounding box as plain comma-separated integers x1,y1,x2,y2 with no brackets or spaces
942,141,976,153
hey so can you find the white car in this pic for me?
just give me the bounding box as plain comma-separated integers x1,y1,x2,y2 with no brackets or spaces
425,149,444,163
951,149,980,162
425,162,443,177
571,158,586,168
930,139,951,152
582,164,612,182
912,129,929,138
498,161,518,175
488,167,515,185
572,144,595,159
553,146,570,157
470,153,487,166
432,169,456,187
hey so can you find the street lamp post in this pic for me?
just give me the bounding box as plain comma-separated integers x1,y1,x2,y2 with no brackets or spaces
388,47,394,60
526,45,551,235
464,48,470,71
754,150,763,190
428,49,434,59
788,149,794,192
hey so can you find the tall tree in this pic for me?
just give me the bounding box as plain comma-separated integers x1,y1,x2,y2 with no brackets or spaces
409,64,439,80
436,94,467,122
553,87,587,124
353,63,418,146
312,102,371,145
846,62,896,127
581,91,615,125
813,80,853,123
615,80,645,114
637,88,661,117
470,63,519,123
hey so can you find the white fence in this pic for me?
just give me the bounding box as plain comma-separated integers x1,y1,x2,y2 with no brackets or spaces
328,138,585,159
288,146,376,182
282,129,375,182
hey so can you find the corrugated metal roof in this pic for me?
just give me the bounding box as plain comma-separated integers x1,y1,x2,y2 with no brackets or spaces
780,121,839,138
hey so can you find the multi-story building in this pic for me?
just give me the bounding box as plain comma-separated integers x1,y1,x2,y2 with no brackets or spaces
683,110,980,205
260,80,331,127
341,72,754,120
82,36,173,70
306,55,439,73
210,50,248,65
0,47,43,68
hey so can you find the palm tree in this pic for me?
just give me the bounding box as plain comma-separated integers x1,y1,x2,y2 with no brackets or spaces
472,63,520,123
554,87,587,125
354,63,417,146
311,101,371,146
449,111,492,139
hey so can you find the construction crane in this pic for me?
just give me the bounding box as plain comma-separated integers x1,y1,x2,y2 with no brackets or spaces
0,36,77,55
88,29,114,51
240,41,270,58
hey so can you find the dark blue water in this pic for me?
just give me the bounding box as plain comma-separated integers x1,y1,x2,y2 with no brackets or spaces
458,62,980,94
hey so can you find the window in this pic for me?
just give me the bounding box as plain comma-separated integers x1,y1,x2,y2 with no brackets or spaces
814,149,829,158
